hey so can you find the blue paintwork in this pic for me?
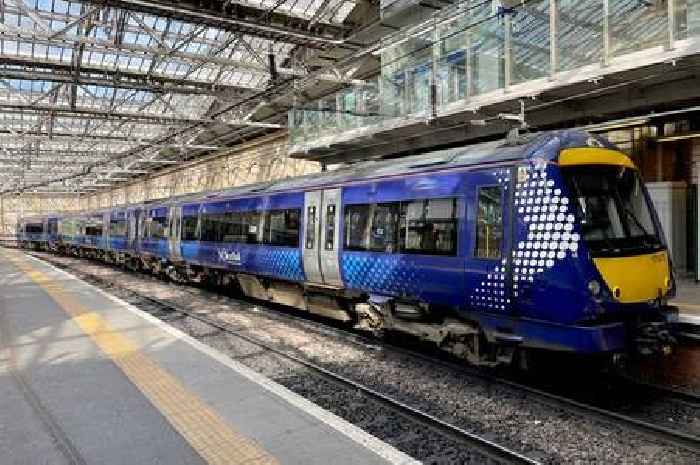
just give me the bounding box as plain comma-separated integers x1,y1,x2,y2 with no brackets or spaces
180,192,305,281
27,130,670,356
109,209,129,252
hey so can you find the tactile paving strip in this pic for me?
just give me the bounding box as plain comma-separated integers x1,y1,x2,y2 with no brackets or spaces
5,251,278,465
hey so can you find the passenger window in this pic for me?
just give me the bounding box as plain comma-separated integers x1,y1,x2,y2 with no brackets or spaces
325,204,336,250
475,186,503,259
263,209,300,247
241,211,261,244
344,204,370,251
306,206,316,249
399,198,457,255
182,216,198,241
147,217,167,239
109,220,127,237
370,203,399,253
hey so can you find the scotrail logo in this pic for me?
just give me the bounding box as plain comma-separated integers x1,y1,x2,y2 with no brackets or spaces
218,249,241,265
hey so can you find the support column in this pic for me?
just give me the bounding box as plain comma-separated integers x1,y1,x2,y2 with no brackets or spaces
603,0,611,67
694,141,700,282
431,18,440,118
0,194,5,235
465,23,472,101
549,0,558,77
504,12,512,91
668,0,676,49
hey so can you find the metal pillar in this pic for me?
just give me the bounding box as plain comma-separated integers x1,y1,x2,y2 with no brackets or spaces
668,0,676,50
549,0,558,77
465,22,472,101
504,12,512,91
431,18,440,119
696,158,700,281
603,0,611,67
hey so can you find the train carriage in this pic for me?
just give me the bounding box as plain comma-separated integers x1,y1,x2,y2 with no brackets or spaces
21,129,677,366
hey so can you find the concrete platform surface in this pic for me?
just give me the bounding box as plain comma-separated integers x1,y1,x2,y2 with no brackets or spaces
672,278,700,326
0,249,418,465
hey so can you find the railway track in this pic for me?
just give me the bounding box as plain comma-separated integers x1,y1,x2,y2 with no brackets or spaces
29,251,700,459
30,252,539,465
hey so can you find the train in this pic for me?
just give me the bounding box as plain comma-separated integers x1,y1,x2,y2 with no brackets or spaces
16,129,678,367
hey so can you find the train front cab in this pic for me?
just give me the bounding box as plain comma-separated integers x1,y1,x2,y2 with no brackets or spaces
556,146,676,358
20,218,46,250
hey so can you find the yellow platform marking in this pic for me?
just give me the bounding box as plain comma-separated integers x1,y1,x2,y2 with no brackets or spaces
4,252,277,465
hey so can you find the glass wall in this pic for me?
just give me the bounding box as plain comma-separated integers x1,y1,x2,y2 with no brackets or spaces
288,78,380,145
380,31,434,118
609,0,668,57
511,0,550,84
469,4,505,96
290,0,700,148
436,15,468,107
557,0,604,71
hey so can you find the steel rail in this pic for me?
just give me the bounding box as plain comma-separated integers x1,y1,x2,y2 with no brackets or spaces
31,252,541,465
29,251,700,457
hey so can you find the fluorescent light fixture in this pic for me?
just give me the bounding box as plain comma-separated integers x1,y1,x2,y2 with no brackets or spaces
656,132,700,142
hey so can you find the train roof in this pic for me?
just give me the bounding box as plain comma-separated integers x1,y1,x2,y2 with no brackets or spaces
39,129,613,218
183,129,612,205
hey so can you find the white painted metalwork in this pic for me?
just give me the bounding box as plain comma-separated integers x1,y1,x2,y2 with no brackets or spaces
289,0,699,157
0,0,357,193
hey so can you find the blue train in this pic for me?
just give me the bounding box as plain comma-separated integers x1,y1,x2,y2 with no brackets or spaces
17,129,677,366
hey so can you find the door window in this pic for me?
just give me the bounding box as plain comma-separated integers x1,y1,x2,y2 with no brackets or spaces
325,204,336,250
475,186,503,259
305,206,316,249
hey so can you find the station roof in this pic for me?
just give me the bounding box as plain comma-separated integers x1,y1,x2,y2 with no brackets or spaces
0,0,359,194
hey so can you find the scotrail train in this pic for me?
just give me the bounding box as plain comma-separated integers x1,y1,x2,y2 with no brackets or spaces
17,129,678,366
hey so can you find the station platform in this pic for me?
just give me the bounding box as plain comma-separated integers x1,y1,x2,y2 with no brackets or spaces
673,278,700,330
0,249,417,465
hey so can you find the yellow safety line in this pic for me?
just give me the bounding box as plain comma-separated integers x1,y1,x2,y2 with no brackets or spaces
4,251,277,465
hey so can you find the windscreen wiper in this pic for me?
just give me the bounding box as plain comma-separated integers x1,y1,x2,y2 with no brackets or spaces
621,205,650,237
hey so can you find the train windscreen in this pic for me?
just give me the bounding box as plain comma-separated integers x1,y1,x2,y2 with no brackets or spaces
562,165,664,257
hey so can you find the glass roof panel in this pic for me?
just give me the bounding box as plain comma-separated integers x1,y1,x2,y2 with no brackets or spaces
0,0,357,192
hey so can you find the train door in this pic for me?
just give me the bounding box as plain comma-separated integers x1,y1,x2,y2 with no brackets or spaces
302,189,343,286
168,206,182,261
103,212,110,250
468,173,514,314
129,208,142,251
127,210,136,249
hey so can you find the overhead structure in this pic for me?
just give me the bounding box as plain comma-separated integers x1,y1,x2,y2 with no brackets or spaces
0,0,363,194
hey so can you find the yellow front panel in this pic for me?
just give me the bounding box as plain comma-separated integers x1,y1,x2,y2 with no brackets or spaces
559,148,636,168
593,250,671,303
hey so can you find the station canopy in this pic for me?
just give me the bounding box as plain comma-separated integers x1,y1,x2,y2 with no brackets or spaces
0,0,357,194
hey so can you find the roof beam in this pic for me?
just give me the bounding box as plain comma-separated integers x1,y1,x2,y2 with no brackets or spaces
0,65,256,96
99,0,350,47
0,129,141,142
0,25,283,76
0,102,216,124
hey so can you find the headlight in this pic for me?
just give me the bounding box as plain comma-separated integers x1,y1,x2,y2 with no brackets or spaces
588,280,601,296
